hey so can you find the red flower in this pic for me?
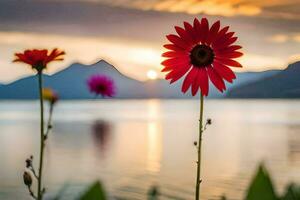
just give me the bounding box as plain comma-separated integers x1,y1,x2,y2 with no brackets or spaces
14,49,65,72
161,18,243,96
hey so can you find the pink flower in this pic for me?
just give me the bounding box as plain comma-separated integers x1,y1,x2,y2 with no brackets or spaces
87,74,116,97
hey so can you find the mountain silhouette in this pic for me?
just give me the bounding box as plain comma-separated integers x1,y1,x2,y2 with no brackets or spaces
227,61,300,98
0,60,279,99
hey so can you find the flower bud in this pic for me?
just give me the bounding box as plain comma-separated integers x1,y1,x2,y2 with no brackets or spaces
207,118,212,125
23,171,32,187
25,159,32,168
194,141,197,146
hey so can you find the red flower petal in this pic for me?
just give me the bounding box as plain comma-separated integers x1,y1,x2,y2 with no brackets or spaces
216,51,243,59
161,56,190,68
216,26,229,39
162,51,188,58
175,26,193,45
216,45,242,54
163,44,185,52
181,67,198,94
199,68,209,96
216,58,243,68
166,34,191,50
161,66,173,72
192,68,209,96
13,53,33,65
191,69,200,96
166,64,191,83
183,21,197,43
207,66,226,92
161,57,190,72
207,20,220,45
220,37,238,48
213,62,236,83
200,18,209,44
193,18,202,42
45,48,65,64
213,32,235,48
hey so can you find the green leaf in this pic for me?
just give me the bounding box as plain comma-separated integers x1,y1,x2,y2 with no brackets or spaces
220,195,227,200
79,181,107,200
281,184,300,200
245,164,278,200
148,186,159,200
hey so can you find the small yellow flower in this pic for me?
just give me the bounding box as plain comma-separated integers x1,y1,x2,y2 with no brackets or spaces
42,88,59,104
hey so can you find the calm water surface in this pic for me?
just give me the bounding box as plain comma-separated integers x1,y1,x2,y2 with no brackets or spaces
0,100,299,200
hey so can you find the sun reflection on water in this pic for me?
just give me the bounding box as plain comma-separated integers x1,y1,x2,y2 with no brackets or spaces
146,100,162,173
147,122,162,173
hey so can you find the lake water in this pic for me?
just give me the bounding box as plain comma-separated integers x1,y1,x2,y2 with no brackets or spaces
0,100,299,200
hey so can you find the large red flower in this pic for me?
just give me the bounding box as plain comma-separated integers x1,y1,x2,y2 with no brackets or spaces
161,18,243,96
14,48,65,72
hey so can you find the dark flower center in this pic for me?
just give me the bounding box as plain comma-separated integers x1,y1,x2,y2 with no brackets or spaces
97,84,106,92
33,60,46,73
190,45,215,67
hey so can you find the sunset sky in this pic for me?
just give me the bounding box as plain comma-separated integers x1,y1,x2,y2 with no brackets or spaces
1,0,300,82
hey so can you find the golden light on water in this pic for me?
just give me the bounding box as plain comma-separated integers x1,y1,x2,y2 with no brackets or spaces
1,100,300,199
146,100,162,173
147,122,162,173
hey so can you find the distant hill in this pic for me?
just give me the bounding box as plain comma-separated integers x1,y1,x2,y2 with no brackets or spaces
227,62,300,98
0,60,279,99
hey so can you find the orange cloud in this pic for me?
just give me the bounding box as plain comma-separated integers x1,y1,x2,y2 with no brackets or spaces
293,34,300,42
85,0,300,17
267,33,300,43
152,0,261,16
78,0,300,19
267,34,289,43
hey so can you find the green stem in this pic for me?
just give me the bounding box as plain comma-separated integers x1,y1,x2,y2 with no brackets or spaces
45,104,54,139
37,72,45,200
195,94,204,200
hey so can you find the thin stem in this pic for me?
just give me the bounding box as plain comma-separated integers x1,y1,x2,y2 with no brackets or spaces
44,104,54,139
195,94,204,200
37,72,45,200
29,166,39,180
27,185,37,200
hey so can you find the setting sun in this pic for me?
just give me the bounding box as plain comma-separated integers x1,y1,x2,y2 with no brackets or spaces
147,70,158,80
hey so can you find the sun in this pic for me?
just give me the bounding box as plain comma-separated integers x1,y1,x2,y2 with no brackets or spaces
147,70,158,80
